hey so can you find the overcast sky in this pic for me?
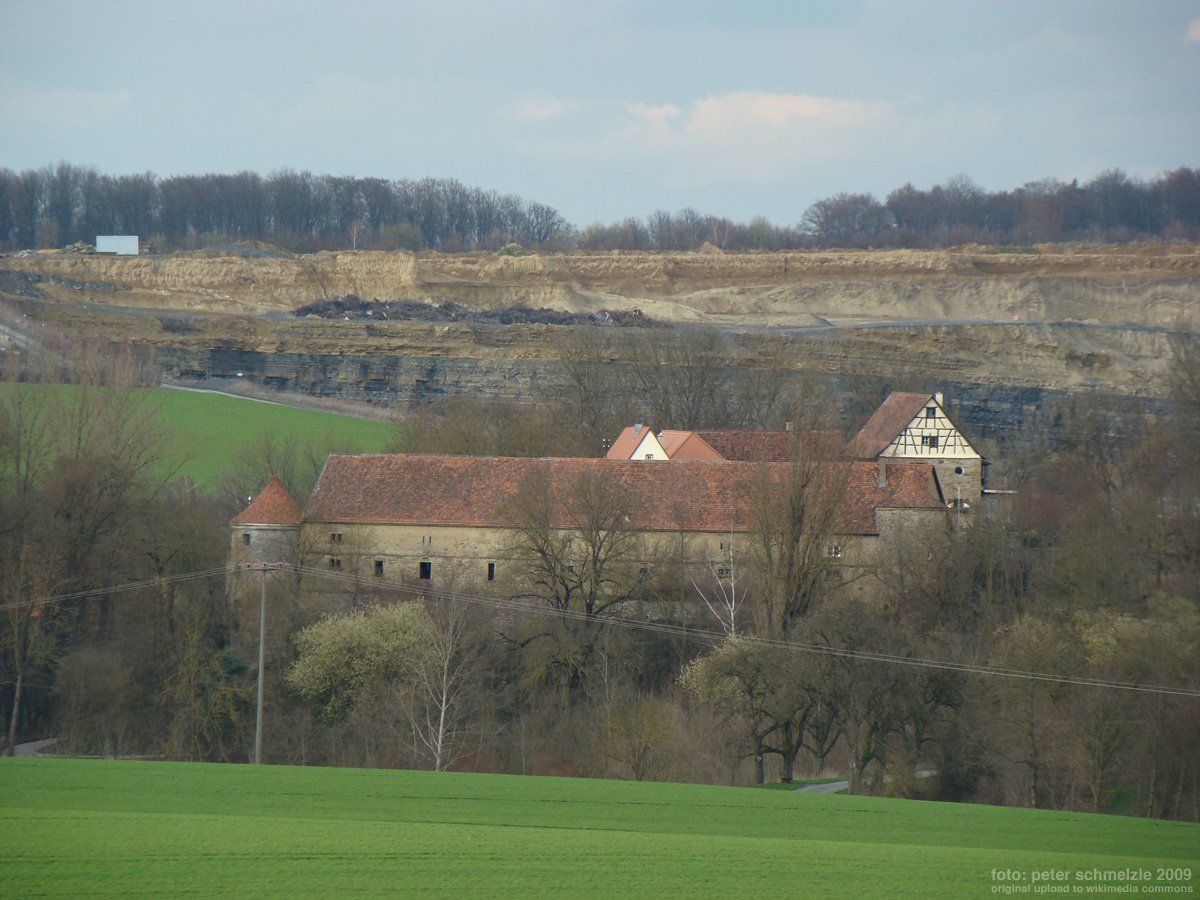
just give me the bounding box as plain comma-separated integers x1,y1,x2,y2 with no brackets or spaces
1,0,1197,225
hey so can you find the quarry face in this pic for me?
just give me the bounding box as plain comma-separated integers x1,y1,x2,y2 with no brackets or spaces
2,244,1197,448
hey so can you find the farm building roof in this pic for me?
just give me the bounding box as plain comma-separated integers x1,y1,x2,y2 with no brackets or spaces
301,454,944,536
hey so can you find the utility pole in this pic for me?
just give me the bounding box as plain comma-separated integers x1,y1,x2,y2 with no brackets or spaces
242,562,288,764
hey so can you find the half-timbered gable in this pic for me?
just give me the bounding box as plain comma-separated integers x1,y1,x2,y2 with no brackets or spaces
849,392,983,504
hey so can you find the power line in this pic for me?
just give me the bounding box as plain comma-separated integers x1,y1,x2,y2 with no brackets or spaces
0,567,231,614
289,564,1200,699
7,562,1197,698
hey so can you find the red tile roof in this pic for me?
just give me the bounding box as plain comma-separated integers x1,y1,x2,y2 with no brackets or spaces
848,392,933,459
231,475,303,526
606,424,654,459
303,455,944,536
695,430,846,462
657,431,723,460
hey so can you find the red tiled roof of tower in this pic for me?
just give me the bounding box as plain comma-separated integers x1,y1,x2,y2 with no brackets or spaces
304,454,944,536
231,475,303,526
847,392,933,459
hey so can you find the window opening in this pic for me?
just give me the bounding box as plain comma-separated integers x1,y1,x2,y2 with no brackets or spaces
374,560,384,577
330,532,343,543
487,562,496,582
922,435,939,449
419,560,432,580
242,532,251,546
329,556,342,569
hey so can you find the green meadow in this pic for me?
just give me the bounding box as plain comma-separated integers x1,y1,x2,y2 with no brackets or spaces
2,759,1195,897
0,383,397,490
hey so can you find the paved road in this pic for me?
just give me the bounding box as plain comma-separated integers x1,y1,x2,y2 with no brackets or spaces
11,738,56,757
794,769,934,793
797,780,849,793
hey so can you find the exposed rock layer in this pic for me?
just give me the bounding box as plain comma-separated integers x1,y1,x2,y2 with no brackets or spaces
2,245,1196,451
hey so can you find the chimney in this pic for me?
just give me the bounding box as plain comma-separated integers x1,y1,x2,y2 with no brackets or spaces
934,391,944,406
634,423,643,437
785,421,794,432
878,459,888,488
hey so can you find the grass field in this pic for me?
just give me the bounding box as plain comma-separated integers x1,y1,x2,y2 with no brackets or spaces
2,759,1195,897
152,388,396,489
0,383,397,490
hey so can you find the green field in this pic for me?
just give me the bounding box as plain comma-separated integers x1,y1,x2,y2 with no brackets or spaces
2,759,1195,897
152,388,396,488
0,383,397,490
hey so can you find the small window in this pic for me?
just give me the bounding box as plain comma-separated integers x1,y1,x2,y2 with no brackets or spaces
645,453,655,460
487,562,496,582
954,465,965,476
717,565,733,578
419,560,432,580
242,532,251,546
921,435,939,449
926,407,937,419
330,532,343,544
825,544,843,558
374,560,384,577
329,556,342,570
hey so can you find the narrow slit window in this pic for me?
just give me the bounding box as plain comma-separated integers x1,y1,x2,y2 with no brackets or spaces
487,562,496,582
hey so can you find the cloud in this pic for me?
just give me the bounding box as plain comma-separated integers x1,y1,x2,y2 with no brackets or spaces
626,103,682,124
1188,19,1200,43
591,91,898,186
513,94,574,122
0,74,130,130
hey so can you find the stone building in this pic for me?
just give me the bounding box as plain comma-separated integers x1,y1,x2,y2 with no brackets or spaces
229,392,985,599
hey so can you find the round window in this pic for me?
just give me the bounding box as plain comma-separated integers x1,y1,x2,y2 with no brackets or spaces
954,466,965,476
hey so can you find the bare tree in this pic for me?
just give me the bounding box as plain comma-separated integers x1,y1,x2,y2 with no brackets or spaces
746,436,850,636
691,531,747,637
403,597,482,772
501,470,645,694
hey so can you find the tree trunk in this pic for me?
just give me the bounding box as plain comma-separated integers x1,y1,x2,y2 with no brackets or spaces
847,726,863,795
6,669,23,756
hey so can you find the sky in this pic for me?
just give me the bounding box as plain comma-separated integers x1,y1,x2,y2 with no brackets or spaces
1,0,1198,226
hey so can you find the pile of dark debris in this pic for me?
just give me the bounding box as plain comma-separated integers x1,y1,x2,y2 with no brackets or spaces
293,295,655,327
